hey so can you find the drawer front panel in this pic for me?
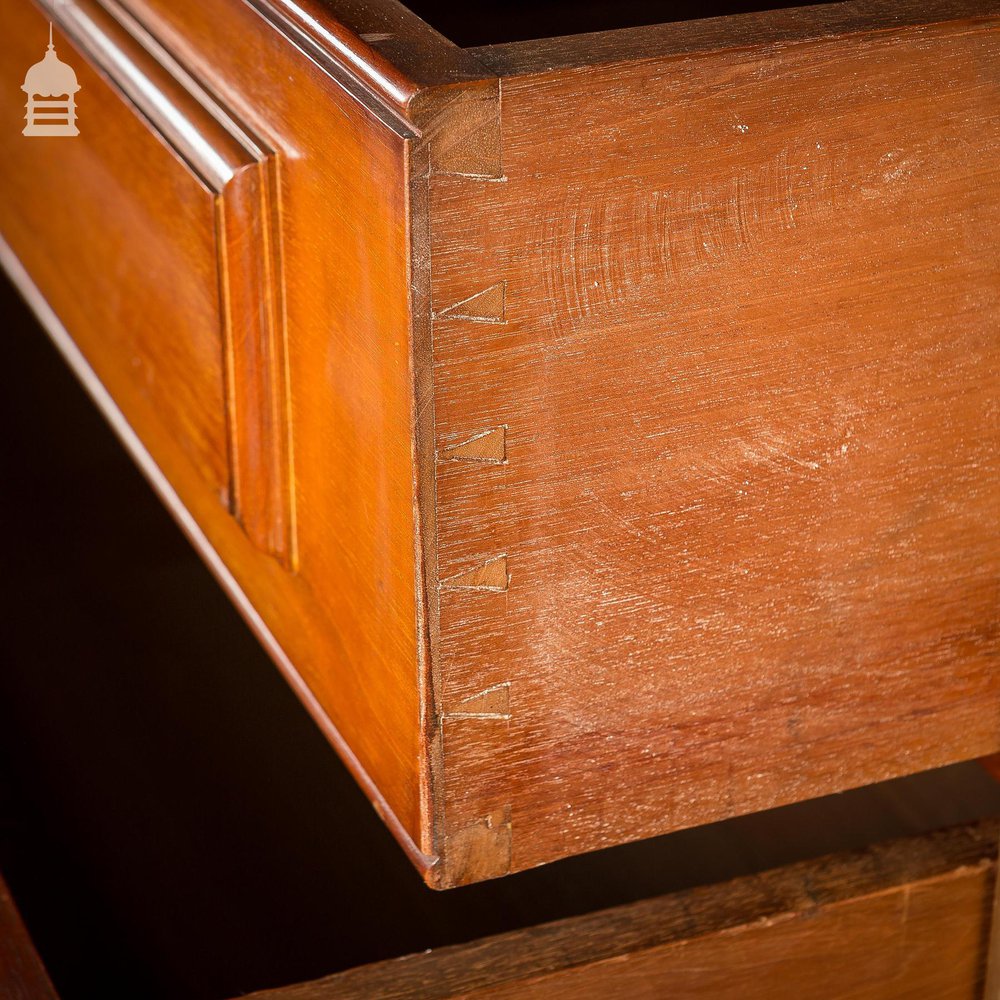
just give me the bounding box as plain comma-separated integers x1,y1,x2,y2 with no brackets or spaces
2,0,429,864
1,0,292,563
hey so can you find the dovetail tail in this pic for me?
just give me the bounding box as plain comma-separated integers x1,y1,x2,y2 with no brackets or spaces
443,683,510,722
432,282,505,324
438,426,506,465
440,555,508,593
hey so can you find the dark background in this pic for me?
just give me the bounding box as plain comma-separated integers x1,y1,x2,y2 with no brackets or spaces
2,269,999,999
402,1,841,47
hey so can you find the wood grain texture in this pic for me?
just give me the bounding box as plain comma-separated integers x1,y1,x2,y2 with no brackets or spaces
22,0,294,563
426,11,1000,882
0,874,59,1000
217,145,294,565
3,2,230,508
237,820,999,999
4,0,999,889
1,0,434,869
239,0,487,129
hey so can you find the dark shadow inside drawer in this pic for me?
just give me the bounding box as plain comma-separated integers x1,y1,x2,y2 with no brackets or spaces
404,0,845,47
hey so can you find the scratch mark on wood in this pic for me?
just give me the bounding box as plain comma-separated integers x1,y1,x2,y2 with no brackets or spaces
433,282,506,324
440,554,509,592
439,425,507,464
543,141,839,324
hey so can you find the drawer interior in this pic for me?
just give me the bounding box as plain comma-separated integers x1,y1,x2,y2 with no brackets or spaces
3,270,1000,997
404,0,842,47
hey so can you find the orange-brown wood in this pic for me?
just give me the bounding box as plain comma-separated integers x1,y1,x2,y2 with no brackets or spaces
17,0,295,564
237,821,999,999
987,832,1000,1000
467,0,1000,72
3,2,232,509
2,0,997,888
1,0,433,871
0,874,59,1000
982,755,1000,784
425,7,1000,884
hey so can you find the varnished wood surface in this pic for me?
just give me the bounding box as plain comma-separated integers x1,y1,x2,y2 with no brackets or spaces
3,0,998,887
43,0,296,565
0,874,59,1000
3,0,430,870
425,9,1000,883
239,821,999,999
3,3,232,509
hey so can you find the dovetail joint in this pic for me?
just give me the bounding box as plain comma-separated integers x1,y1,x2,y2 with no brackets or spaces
439,554,509,593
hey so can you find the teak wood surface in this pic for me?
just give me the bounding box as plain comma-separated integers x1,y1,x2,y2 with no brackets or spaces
0,0,997,887
241,820,1000,998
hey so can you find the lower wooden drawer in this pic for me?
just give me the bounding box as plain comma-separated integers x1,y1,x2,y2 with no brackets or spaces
242,820,999,1000
6,818,995,998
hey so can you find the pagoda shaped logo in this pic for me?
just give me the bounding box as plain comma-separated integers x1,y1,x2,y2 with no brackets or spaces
22,24,80,137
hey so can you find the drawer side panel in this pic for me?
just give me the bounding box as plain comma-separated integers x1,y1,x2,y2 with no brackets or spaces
429,18,1000,880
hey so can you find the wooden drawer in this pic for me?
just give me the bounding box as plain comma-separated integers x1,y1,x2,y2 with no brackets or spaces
1,0,997,888
241,820,1000,999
